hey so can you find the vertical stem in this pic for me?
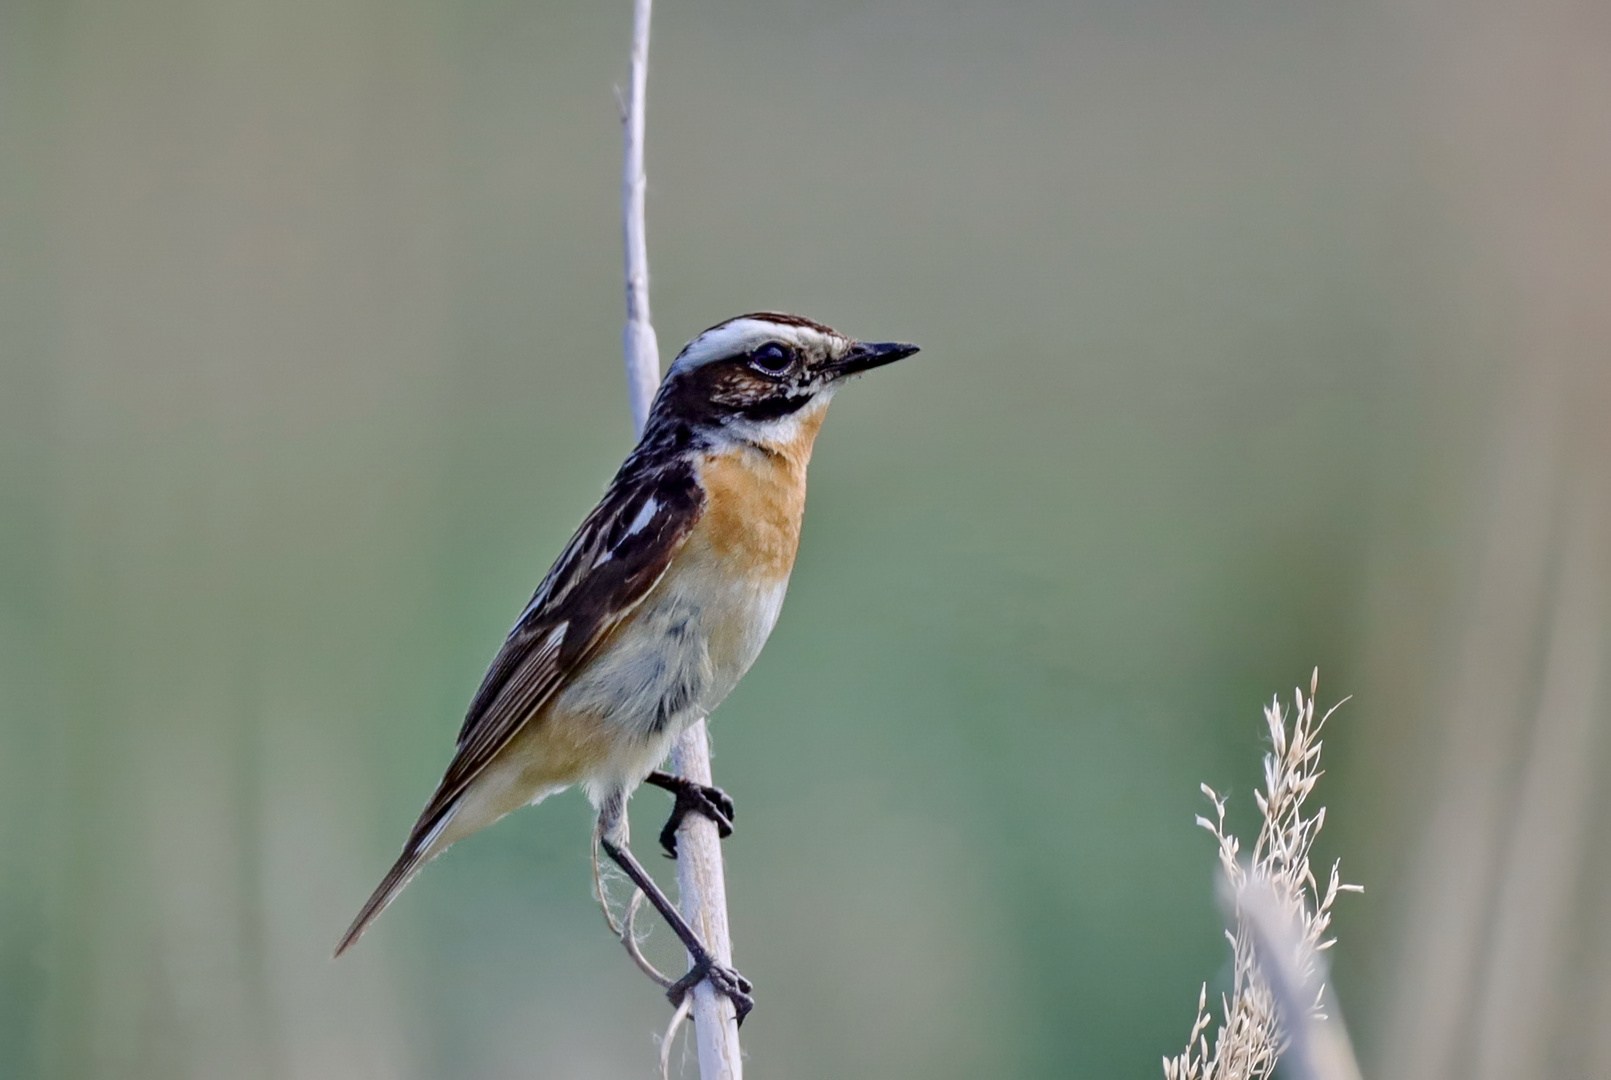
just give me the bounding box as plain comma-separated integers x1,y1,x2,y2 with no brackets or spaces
619,2,744,1076
668,720,744,1078
621,0,659,433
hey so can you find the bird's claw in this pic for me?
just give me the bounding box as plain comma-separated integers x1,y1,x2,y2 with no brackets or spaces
668,958,754,1025
648,774,735,858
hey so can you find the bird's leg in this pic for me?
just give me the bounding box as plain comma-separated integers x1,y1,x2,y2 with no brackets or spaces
597,833,755,1023
644,769,735,858
596,794,754,1024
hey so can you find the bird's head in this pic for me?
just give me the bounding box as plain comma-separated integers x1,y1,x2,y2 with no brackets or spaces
648,313,918,451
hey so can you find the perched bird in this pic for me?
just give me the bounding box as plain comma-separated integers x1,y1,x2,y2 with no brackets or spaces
336,313,917,1020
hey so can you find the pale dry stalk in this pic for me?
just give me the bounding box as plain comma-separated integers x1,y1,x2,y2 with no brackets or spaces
609,1,744,1076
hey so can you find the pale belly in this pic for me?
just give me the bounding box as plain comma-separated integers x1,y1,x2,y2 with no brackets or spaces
549,555,790,788
439,561,790,840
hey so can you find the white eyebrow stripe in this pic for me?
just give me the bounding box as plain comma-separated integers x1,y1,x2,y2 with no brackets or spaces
669,318,844,374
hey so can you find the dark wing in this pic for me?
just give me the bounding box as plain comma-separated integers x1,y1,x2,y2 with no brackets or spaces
335,455,704,957
419,457,703,846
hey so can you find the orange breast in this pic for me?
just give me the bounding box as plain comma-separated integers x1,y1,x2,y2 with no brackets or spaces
689,412,822,576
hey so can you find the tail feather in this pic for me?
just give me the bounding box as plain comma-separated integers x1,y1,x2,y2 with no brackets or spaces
334,847,426,957
335,804,459,958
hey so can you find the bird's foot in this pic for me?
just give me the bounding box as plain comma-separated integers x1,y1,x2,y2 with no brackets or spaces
668,956,754,1026
645,770,734,858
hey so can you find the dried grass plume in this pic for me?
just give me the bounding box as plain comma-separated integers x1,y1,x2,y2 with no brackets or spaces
1164,670,1363,1080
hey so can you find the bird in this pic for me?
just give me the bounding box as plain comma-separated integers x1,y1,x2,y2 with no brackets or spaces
335,312,918,1021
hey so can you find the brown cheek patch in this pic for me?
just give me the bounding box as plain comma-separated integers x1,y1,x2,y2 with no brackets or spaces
652,364,765,422
707,367,777,408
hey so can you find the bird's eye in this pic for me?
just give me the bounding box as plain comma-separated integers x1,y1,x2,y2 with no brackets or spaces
748,342,795,376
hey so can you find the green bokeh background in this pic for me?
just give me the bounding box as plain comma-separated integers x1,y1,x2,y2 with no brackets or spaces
0,0,1564,1076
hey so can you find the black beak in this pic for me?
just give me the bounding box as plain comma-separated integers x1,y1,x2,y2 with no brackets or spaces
833,340,920,377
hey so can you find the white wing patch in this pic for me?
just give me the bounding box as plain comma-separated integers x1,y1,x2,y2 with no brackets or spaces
625,497,659,537
591,497,659,568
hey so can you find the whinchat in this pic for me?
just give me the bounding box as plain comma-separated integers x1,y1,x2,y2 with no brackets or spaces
336,313,918,1020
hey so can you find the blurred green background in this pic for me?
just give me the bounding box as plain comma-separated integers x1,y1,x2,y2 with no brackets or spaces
4,0,1609,1077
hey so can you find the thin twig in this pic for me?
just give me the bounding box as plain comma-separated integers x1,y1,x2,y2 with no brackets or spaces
660,996,694,1080
618,2,744,1076
623,889,676,988
593,834,678,987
